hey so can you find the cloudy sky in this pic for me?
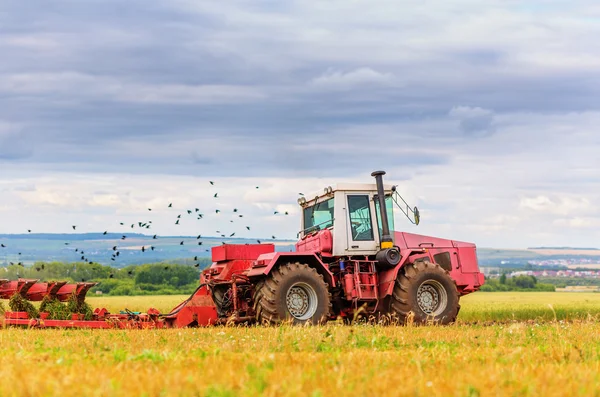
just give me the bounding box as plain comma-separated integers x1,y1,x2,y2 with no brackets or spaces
0,0,599,248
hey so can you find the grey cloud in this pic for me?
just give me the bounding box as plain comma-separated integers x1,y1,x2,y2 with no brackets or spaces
448,106,496,137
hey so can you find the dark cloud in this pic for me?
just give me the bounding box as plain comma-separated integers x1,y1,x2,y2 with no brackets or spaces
0,0,599,178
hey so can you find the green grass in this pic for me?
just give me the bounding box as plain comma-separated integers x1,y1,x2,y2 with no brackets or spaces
458,291,600,322
2,292,600,396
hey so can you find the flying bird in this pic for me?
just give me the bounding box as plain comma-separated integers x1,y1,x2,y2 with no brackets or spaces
214,193,218,198
28,230,31,233
177,215,181,218
151,246,155,251
194,263,200,268
215,210,220,214
196,235,202,239
72,226,77,230
109,274,114,279
103,231,107,235
142,246,146,252
122,236,127,240
233,208,238,212
168,203,173,208
257,240,261,244
272,236,276,239
285,211,289,215
274,211,279,215
153,235,157,239
180,241,184,245
194,256,198,261
187,210,192,215
230,233,235,237
198,242,203,246
246,226,250,230
148,208,152,211
175,220,180,225
195,208,199,212
120,222,124,225
210,181,214,185
1,244,5,248
113,246,117,251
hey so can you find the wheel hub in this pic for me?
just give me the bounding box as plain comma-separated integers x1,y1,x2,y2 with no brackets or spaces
286,282,318,320
416,280,448,316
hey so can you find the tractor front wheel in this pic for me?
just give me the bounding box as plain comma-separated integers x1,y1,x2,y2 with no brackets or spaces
254,263,331,325
390,260,460,324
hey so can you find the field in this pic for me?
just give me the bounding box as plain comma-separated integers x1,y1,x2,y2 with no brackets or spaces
2,292,600,396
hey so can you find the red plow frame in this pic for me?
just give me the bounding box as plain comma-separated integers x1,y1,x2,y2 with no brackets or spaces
0,278,218,329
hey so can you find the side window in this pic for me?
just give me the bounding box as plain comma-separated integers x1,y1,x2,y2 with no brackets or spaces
347,195,374,241
374,195,395,239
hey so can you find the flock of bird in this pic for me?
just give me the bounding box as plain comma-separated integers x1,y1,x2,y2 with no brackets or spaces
0,181,299,280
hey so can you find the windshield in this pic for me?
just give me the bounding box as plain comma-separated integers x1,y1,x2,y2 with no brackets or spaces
303,198,334,233
374,195,395,238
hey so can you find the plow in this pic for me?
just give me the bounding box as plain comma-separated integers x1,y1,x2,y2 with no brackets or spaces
1,170,485,329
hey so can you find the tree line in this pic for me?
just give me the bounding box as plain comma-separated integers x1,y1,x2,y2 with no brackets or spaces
1,260,212,296
480,274,555,292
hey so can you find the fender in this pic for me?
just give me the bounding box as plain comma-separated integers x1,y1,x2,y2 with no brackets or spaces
378,249,431,299
247,252,334,286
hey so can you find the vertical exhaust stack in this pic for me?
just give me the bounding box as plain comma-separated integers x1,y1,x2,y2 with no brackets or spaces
371,170,400,268
371,171,393,249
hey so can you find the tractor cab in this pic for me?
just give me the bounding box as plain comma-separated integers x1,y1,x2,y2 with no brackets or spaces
297,183,395,257
296,171,419,268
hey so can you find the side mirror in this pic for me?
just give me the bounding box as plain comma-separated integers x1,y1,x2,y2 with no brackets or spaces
414,207,420,226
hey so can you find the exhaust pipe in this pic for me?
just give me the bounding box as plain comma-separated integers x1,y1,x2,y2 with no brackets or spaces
371,170,400,268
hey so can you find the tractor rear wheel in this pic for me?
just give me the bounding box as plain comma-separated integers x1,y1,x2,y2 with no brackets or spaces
254,263,331,325
390,260,459,325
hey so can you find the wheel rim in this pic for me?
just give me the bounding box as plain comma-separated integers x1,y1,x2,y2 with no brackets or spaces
285,282,318,320
416,279,448,316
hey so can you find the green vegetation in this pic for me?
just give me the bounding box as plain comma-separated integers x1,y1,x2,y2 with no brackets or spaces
3,261,205,296
480,274,555,292
4,292,600,396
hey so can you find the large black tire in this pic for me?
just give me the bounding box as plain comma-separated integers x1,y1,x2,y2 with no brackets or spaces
390,260,460,325
254,263,332,325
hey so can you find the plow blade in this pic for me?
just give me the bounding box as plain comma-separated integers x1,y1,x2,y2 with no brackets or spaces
1,281,220,329
0,279,97,302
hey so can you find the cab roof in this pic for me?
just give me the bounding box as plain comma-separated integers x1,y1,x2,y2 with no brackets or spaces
302,183,394,205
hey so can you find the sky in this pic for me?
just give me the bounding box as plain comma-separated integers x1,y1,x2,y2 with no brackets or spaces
1,0,599,248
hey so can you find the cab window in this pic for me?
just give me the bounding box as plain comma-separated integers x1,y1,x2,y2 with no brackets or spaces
347,195,374,241
303,198,334,233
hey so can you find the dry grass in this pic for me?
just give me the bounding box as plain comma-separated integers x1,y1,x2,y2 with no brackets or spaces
1,292,600,396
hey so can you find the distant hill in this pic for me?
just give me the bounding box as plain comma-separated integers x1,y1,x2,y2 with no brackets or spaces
528,246,599,251
0,233,296,267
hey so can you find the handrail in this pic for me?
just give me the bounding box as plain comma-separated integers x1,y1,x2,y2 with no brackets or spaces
391,188,420,225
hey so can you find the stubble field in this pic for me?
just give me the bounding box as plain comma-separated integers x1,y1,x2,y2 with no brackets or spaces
2,292,600,397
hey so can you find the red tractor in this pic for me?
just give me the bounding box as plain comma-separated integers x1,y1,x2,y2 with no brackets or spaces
1,171,484,328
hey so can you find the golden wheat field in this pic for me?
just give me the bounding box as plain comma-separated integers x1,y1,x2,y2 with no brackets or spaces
2,292,600,397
